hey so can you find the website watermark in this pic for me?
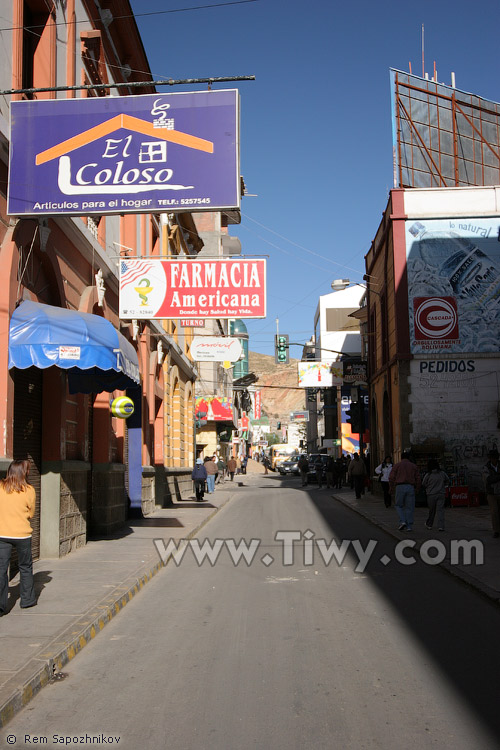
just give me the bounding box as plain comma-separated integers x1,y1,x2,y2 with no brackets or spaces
153,531,484,573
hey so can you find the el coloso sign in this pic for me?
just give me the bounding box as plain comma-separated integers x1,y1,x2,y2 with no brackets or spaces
8,90,239,216
120,258,266,319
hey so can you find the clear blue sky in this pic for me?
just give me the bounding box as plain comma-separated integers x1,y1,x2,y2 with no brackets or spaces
130,0,500,357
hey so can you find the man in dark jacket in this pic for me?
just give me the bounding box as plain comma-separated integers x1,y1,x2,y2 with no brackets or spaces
298,454,309,486
348,453,367,499
192,458,207,501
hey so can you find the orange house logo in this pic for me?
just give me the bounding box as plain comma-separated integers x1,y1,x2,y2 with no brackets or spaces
35,109,214,197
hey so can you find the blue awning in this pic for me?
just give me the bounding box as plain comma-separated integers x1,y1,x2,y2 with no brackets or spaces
9,300,140,394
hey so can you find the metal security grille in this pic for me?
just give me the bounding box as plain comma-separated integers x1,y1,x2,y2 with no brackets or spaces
13,366,42,560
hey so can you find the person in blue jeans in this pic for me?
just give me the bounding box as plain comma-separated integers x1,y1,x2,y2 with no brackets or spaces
389,452,421,531
0,459,37,615
204,456,217,494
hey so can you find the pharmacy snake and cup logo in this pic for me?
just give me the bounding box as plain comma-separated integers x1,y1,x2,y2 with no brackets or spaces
135,277,153,306
413,296,459,340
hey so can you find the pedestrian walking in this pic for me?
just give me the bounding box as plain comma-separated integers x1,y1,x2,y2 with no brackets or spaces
227,456,237,481
216,456,226,483
422,459,449,531
212,455,219,485
313,455,324,488
242,456,248,475
192,458,207,502
298,454,309,486
325,454,336,489
348,453,367,499
482,448,500,538
236,456,242,475
204,456,217,494
342,456,349,486
262,454,270,474
389,452,421,532
335,457,344,489
375,456,393,508
0,459,37,615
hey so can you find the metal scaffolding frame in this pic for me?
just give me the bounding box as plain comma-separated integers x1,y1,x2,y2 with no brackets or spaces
391,69,500,189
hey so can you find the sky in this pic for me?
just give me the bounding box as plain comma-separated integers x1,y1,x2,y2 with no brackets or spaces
130,0,500,357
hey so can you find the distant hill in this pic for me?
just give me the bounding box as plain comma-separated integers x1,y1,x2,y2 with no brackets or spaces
248,351,305,428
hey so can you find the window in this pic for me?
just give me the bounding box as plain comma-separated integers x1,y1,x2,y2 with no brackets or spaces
22,1,52,97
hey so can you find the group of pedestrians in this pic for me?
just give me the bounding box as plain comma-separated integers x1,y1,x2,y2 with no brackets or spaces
372,449,500,537
297,454,354,489
191,455,220,502
374,451,450,532
191,454,246,501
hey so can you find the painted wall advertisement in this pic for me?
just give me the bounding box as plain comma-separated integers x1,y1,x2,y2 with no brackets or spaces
120,258,266,319
406,217,500,354
340,390,369,455
408,357,500,489
8,90,239,216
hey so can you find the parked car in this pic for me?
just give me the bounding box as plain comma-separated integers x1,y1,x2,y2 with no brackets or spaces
307,454,328,483
278,454,302,476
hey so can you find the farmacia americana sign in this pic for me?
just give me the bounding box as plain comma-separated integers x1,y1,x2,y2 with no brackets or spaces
120,258,266,319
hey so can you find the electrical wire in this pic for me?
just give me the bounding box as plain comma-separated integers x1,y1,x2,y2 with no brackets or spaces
0,0,259,33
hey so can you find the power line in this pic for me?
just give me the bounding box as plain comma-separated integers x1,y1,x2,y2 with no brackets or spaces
0,0,259,33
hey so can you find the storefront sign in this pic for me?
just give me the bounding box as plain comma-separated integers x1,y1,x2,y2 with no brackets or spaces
190,336,242,362
120,258,266,319
254,390,262,420
290,411,309,421
180,319,205,328
342,361,367,384
8,90,239,216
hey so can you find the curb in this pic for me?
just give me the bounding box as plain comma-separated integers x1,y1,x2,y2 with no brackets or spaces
0,493,234,729
333,492,500,605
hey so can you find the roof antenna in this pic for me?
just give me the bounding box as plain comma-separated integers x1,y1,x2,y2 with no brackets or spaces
421,23,425,78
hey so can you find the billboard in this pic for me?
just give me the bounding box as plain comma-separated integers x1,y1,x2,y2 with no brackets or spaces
297,361,343,387
190,336,242,362
406,217,500,353
340,390,369,455
391,69,500,189
195,395,234,422
8,90,239,216
120,258,266,319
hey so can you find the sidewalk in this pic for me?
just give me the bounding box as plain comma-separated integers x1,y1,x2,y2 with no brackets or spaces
0,476,244,728
331,485,500,601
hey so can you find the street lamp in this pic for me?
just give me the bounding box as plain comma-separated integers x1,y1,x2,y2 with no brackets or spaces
331,277,381,296
331,279,351,291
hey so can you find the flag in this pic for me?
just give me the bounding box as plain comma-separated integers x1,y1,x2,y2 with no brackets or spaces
120,260,154,287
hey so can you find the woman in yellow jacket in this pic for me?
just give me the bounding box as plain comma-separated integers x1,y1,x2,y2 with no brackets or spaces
0,460,37,615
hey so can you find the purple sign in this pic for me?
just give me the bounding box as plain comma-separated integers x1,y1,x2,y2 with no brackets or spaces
8,90,239,216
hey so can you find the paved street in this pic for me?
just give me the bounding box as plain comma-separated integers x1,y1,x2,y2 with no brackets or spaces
1,471,499,749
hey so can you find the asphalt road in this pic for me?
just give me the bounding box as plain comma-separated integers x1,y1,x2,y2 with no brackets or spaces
2,474,500,749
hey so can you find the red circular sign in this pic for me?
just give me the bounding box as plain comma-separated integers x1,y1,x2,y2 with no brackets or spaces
414,297,458,339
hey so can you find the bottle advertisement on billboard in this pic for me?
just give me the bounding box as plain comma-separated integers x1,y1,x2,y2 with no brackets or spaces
406,217,500,354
